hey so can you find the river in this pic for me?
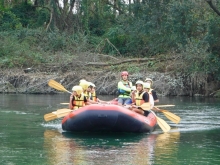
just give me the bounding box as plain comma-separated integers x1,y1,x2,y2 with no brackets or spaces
0,94,220,165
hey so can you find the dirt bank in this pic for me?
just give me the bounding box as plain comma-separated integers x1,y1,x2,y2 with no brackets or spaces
0,65,219,97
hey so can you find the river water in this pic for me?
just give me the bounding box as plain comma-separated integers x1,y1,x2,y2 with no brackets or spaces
0,94,220,165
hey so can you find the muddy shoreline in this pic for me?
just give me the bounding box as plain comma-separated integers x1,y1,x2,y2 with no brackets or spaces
1,68,219,97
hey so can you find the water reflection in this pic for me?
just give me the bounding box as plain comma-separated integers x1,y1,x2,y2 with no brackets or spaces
44,130,86,165
44,130,180,165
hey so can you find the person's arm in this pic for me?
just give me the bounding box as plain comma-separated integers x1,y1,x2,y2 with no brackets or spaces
131,90,136,104
97,98,108,103
143,92,149,103
69,95,74,109
118,81,131,92
88,99,98,104
84,96,91,105
152,90,159,102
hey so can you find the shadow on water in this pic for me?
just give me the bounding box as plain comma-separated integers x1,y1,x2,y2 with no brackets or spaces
43,129,181,165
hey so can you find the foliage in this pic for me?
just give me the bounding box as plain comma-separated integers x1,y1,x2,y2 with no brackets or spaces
0,0,220,80
0,10,22,30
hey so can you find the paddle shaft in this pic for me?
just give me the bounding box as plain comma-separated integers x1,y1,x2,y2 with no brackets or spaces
149,110,170,132
44,109,73,121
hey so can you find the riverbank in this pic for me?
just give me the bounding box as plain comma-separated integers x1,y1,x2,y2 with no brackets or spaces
0,61,219,97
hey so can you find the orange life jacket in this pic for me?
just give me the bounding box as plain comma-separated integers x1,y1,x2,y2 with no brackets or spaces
72,94,85,110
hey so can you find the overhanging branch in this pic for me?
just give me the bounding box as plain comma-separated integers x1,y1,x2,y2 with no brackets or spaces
206,0,220,16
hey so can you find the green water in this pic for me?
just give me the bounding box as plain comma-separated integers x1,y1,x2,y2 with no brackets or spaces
0,94,220,165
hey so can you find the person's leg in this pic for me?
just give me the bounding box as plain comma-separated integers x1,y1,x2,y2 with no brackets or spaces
117,97,123,106
124,98,132,105
132,108,144,115
143,110,150,116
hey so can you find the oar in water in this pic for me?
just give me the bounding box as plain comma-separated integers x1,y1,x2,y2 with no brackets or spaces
153,107,181,124
44,109,73,122
150,110,171,132
141,103,180,124
136,103,170,132
48,79,72,94
154,104,175,107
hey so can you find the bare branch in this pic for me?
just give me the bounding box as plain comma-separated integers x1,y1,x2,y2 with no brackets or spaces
206,0,220,16
86,58,156,67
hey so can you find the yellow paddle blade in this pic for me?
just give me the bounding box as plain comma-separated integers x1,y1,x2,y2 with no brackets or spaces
44,109,73,122
140,102,151,110
48,79,71,94
150,110,170,133
56,109,72,118
156,116,171,132
44,112,57,122
160,110,181,124
154,105,175,108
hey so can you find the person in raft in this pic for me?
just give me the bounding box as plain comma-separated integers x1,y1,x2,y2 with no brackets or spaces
117,71,132,106
69,85,90,110
130,80,151,116
143,82,155,109
144,78,159,102
79,79,90,99
88,82,106,103
79,80,99,104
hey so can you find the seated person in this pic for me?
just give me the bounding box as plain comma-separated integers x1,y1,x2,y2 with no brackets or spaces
144,78,159,102
117,71,132,105
69,86,90,110
130,80,150,116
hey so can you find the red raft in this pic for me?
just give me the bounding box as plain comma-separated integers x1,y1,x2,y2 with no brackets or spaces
62,104,157,133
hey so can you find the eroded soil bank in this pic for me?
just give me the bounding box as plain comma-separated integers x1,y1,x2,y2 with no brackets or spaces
1,66,219,97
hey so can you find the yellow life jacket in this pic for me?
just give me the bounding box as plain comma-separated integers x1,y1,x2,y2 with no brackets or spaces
90,91,97,102
83,91,91,100
135,91,148,106
72,94,85,110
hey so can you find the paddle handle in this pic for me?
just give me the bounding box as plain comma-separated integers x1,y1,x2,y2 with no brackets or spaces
67,91,72,94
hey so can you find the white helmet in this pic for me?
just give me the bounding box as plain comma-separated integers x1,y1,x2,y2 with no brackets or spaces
79,81,89,90
144,78,153,85
143,83,151,89
72,86,83,95
135,80,144,86
79,79,87,83
88,82,96,88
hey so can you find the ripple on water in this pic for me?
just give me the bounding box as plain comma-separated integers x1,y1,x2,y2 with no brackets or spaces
41,121,62,130
1,110,28,115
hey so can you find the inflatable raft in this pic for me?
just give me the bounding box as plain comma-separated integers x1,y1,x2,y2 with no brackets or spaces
62,104,157,133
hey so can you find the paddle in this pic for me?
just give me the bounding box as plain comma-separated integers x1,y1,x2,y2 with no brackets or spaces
154,104,175,107
132,103,170,132
48,79,72,94
141,103,180,124
150,110,171,133
140,102,151,110
44,113,57,122
44,109,73,121
154,108,181,124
